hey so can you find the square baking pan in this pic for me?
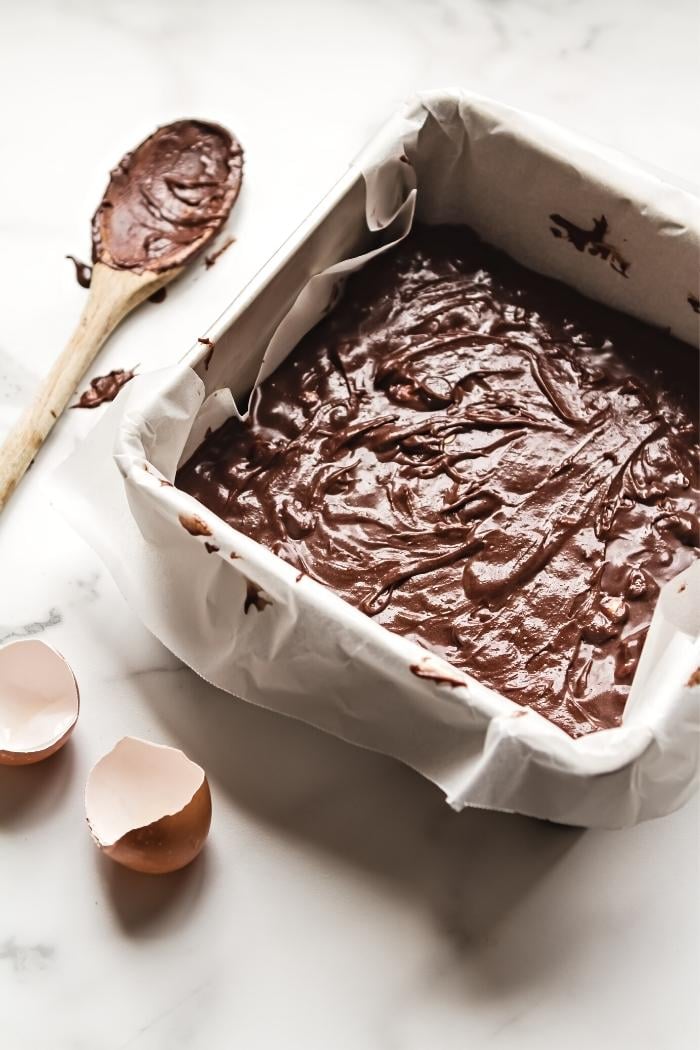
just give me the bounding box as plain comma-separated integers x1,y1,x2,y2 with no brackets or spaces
56,91,700,828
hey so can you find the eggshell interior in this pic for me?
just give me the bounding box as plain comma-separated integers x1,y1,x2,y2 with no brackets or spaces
86,737,206,846
0,639,79,755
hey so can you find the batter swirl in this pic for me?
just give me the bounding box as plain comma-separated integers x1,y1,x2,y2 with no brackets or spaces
177,225,699,736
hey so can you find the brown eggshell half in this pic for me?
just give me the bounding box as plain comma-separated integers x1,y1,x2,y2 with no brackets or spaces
0,639,80,766
85,736,212,875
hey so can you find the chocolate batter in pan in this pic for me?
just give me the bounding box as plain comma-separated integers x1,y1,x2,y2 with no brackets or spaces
177,225,699,737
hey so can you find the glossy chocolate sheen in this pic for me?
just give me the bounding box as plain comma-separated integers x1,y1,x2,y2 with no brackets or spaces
92,120,243,273
177,225,700,737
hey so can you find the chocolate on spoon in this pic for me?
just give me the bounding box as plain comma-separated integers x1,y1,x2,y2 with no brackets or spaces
0,119,243,510
92,120,243,273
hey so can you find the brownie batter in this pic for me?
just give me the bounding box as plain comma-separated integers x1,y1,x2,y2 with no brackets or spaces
177,225,699,736
92,120,243,274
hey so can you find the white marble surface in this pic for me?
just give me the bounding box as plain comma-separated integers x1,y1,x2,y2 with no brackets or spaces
1,1,699,1047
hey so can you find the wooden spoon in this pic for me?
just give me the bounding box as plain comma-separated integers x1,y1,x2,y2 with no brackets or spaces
0,119,243,511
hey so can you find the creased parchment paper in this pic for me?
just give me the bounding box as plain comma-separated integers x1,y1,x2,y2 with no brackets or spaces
54,91,700,827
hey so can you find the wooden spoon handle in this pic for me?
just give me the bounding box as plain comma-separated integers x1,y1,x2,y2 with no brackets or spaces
0,263,170,511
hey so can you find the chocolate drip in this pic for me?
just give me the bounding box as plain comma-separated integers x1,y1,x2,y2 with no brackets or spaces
66,255,92,289
177,225,699,737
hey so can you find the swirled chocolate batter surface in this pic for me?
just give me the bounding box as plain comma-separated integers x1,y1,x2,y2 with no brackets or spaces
177,225,699,736
93,120,243,274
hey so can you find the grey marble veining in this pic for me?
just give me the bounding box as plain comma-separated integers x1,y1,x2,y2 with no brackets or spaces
0,939,55,975
0,609,62,647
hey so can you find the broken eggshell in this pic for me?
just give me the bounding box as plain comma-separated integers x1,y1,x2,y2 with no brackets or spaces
0,639,80,765
85,736,212,874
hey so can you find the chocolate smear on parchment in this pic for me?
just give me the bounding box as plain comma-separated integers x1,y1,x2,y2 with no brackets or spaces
549,213,630,278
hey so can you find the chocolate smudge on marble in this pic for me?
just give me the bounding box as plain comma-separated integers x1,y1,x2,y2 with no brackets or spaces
688,294,700,315
204,542,220,553
686,668,700,688
205,236,236,269
72,368,135,408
